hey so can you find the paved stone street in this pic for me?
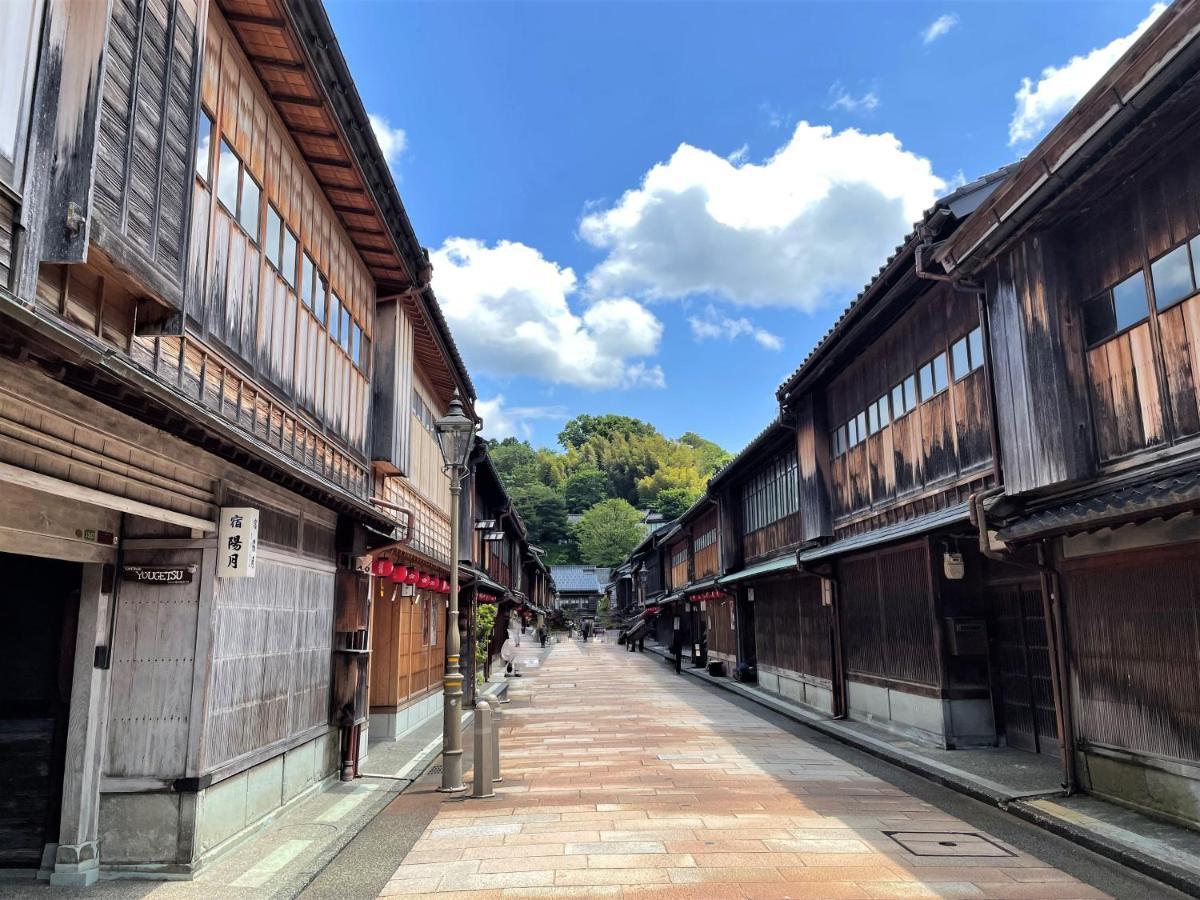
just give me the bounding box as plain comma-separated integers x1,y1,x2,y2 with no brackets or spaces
379,640,1108,899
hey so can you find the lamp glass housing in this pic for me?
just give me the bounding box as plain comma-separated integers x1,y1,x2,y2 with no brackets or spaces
435,390,477,470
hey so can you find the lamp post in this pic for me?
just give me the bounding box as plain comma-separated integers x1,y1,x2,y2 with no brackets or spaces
434,389,479,793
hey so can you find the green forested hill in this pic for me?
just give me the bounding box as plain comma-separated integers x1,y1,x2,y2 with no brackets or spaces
488,414,732,566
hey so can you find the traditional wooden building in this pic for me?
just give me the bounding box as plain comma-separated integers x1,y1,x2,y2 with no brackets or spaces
706,421,835,707
0,0,474,881
933,0,1200,827
773,168,1022,747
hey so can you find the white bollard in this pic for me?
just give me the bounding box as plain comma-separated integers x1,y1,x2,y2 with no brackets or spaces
486,695,503,783
470,701,495,799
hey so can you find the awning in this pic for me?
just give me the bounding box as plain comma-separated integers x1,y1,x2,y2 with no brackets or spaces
641,606,660,619
797,501,971,564
460,566,508,597
998,471,1200,542
717,554,796,585
683,577,719,595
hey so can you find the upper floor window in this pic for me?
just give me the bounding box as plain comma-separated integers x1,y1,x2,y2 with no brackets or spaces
1151,240,1199,312
918,352,948,401
951,326,985,380
671,545,688,569
195,109,213,183
0,0,44,191
1083,270,1148,347
330,294,343,344
265,205,282,269
741,449,799,533
694,527,717,553
891,375,917,419
281,227,298,289
216,139,260,245
867,395,889,435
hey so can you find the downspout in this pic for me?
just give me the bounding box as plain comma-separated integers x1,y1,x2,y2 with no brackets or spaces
971,487,1076,794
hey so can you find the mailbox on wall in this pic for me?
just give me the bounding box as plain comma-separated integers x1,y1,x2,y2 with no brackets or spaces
945,618,988,656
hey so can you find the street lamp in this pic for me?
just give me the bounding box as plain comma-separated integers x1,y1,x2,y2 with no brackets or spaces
434,389,479,793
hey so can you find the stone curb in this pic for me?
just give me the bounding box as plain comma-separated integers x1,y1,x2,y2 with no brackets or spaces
643,643,1200,898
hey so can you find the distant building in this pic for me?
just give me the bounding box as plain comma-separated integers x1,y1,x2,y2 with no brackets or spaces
549,565,607,616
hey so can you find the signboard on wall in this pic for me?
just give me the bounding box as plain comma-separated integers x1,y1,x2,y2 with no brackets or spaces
123,565,196,585
217,507,259,578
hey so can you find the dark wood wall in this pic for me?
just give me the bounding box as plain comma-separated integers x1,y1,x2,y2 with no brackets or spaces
1062,544,1200,765
692,507,720,579
752,574,832,682
705,594,737,659
826,282,991,526
837,541,940,689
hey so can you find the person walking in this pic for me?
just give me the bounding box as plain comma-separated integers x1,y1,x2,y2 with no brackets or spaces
670,630,683,675
538,625,546,648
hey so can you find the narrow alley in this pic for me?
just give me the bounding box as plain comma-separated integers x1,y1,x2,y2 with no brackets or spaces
363,640,1176,899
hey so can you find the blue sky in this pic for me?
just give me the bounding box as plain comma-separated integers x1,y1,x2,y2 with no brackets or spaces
327,0,1164,454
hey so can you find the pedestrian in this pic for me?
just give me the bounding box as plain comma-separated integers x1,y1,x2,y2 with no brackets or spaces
638,634,645,653
538,625,546,648
671,631,682,675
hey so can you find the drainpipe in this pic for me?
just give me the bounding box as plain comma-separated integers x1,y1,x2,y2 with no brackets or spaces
971,487,1076,794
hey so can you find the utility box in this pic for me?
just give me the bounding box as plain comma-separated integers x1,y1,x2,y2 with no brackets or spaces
946,617,988,656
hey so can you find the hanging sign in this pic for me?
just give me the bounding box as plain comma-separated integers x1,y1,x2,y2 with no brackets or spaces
217,507,259,578
123,564,196,585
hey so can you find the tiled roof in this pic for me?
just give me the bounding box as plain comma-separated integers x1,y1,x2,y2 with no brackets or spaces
998,471,1200,542
549,565,604,593
775,164,1019,401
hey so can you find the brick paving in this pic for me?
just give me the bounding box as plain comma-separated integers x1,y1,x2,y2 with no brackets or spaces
379,639,1107,899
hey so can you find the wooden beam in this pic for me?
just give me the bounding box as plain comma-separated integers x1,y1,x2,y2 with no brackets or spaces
0,460,218,533
271,92,325,108
303,154,353,170
224,12,285,28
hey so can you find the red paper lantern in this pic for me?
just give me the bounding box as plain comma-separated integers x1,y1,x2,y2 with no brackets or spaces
438,578,448,594
418,572,432,589
405,568,420,585
390,565,408,583
372,558,394,578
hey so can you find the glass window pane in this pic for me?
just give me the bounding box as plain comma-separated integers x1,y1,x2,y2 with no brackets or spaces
1152,243,1194,311
1112,270,1148,331
264,206,281,268
330,294,342,342
361,334,370,371
952,337,970,380
301,254,316,309
878,395,890,426
216,140,239,213
1083,294,1117,346
968,326,984,370
315,274,328,324
281,229,298,288
904,375,916,413
351,322,361,365
195,110,212,181
891,384,904,417
919,363,934,401
847,417,858,446
855,411,867,443
341,307,351,350
239,174,260,241
933,353,948,393
868,403,879,435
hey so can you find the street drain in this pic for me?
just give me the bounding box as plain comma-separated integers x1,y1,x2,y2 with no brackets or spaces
884,831,1016,858
427,764,444,775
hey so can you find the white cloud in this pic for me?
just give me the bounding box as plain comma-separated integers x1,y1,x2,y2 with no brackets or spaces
922,13,959,45
476,395,566,440
689,306,783,351
1009,4,1166,146
369,113,408,165
430,237,664,390
579,122,945,311
828,83,880,114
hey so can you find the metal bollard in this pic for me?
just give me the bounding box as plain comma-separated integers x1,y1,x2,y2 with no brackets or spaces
486,695,503,783
470,701,495,799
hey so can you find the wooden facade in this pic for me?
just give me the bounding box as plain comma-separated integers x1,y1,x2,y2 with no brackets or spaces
0,0,484,879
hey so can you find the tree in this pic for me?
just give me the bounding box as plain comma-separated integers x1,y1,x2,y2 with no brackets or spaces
680,432,733,475
572,499,645,566
508,483,569,547
636,464,706,508
654,487,697,520
557,414,657,450
488,437,541,490
563,468,609,512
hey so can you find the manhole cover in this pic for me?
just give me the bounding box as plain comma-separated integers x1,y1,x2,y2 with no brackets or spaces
884,831,1016,858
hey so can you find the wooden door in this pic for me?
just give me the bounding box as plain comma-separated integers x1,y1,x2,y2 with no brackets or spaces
993,584,1059,756
0,552,80,867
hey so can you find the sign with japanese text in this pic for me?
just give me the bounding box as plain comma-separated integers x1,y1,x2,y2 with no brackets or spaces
217,507,259,578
